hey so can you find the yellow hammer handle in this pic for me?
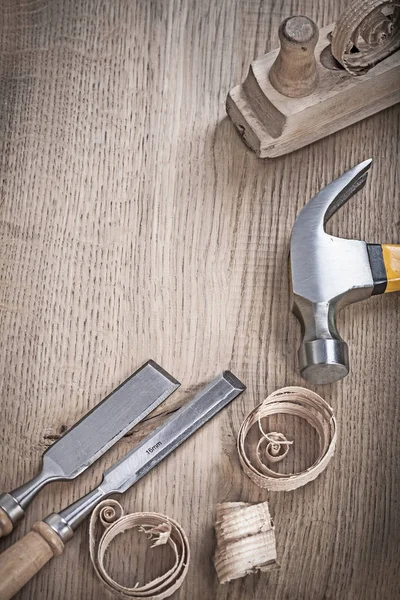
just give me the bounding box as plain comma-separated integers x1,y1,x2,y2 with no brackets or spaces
382,244,400,293
0,522,64,600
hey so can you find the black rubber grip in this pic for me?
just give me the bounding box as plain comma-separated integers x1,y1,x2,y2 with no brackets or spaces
367,244,387,295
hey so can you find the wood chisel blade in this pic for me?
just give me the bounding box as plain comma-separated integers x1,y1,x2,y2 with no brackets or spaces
100,370,246,496
0,360,180,535
59,370,246,528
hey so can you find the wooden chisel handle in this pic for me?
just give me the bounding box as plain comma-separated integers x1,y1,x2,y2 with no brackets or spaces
0,522,64,600
0,509,13,538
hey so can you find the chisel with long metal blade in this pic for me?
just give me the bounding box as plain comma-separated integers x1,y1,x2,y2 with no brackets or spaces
0,360,180,537
0,371,245,600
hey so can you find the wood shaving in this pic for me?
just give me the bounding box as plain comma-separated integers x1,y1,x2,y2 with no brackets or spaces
213,501,278,584
237,386,337,491
89,500,190,599
332,0,400,74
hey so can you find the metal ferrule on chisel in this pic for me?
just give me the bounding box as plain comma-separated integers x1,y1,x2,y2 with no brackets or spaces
0,360,180,537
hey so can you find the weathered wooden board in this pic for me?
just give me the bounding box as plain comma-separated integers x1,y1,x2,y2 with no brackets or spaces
0,1,398,599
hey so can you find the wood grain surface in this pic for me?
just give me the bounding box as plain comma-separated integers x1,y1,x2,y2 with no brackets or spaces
0,1,399,599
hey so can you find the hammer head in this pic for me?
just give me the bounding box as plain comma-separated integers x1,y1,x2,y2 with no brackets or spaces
290,160,374,384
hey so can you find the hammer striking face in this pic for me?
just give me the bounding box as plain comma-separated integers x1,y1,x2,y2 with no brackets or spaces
290,159,400,385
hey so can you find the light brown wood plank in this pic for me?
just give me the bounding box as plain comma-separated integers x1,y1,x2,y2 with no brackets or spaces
0,1,399,599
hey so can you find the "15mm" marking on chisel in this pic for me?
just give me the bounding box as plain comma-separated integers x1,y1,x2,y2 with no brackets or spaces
146,442,162,454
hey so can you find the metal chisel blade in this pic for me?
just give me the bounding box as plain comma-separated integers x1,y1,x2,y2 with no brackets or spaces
58,371,245,532
43,360,180,479
100,370,245,495
1,360,180,528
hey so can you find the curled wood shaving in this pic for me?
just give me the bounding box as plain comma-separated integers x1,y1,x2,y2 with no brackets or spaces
237,386,337,491
213,501,278,584
89,500,190,599
332,0,400,74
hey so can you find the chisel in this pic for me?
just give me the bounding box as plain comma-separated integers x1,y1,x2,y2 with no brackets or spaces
0,371,245,600
0,360,180,537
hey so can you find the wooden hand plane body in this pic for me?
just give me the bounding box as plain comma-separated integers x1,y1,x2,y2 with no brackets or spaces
227,3,400,157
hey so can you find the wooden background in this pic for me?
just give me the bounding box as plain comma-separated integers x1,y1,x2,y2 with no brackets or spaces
0,1,399,598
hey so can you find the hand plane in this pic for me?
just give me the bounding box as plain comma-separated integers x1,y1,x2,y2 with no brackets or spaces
227,1,400,157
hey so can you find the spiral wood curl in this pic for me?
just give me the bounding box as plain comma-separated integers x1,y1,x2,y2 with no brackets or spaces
237,387,337,491
89,500,190,599
332,0,400,74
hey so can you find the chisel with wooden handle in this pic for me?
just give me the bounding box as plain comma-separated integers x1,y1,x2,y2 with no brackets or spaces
0,360,180,537
0,371,245,600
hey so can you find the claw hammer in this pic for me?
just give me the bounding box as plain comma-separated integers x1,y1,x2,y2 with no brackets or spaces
290,159,400,385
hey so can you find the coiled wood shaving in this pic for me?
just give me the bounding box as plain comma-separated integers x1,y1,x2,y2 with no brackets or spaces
213,501,278,584
89,500,190,599
332,0,400,74
237,386,336,491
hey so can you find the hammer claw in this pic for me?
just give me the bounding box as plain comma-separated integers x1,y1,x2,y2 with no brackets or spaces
294,159,373,236
323,159,372,224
